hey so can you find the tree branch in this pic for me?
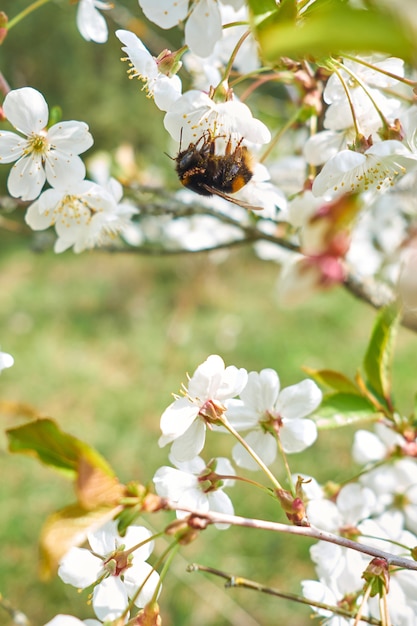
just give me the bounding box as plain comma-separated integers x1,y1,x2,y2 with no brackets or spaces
164,501,417,572
3,187,415,331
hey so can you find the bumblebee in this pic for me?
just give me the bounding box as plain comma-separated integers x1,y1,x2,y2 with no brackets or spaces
174,131,260,210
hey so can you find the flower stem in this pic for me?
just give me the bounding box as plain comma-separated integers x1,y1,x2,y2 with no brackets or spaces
275,435,296,497
6,0,52,30
220,416,283,490
353,582,372,626
342,53,417,89
330,62,362,138
259,105,303,163
221,29,251,84
217,473,273,496
124,530,165,558
152,541,180,601
332,57,390,131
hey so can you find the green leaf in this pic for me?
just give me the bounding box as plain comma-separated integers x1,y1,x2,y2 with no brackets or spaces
303,367,359,394
7,418,116,479
257,1,416,65
313,392,378,429
274,0,297,22
363,305,400,405
247,0,278,17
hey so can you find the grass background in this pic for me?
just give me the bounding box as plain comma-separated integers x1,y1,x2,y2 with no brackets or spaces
1,2,417,625
1,242,417,626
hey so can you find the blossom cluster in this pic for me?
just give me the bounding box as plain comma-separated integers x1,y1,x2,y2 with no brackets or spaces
154,354,322,518
3,1,417,625
51,354,323,622
301,422,417,625
152,354,417,626
108,2,417,307
2,0,417,310
0,87,137,252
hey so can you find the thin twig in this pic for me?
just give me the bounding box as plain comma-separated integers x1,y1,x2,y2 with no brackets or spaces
189,564,382,626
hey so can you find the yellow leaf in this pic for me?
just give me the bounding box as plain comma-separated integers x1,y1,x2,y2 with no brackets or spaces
39,503,122,579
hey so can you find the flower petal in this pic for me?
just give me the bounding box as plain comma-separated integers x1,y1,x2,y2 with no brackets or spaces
216,365,248,400
125,562,161,607
225,398,260,430
187,354,225,399
0,131,27,163
153,75,182,112
92,577,128,621
208,490,234,516
276,380,322,420
240,369,280,412
138,0,188,29
0,351,13,371
159,397,199,446
47,121,94,154
169,417,206,461
8,154,46,200
3,87,48,135
44,151,86,189
123,525,154,560
58,547,102,588
153,466,198,500
44,616,85,626
176,486,208,517
184,0,222,57
25,199,55,230
88,520,118,554
280,417,317,453
77,0,109,43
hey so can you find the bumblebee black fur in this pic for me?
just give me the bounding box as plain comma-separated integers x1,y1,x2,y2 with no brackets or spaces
175,132,254,197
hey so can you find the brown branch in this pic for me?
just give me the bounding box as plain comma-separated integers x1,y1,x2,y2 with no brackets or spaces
164,501,417,572
2,186,414,331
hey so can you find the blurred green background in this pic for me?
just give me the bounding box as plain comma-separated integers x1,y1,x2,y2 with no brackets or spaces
1,2,417,626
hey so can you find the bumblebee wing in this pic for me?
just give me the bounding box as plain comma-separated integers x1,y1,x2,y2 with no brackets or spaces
202,184,263,211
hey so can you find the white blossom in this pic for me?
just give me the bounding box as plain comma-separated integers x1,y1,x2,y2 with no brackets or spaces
306,483,377,532
360,458,417,533
352,422,406,464
0,350,14,373
0,87,93,201
323,55,404,135
312,140,417,198
226,369,322,470
58,521,160,622
153,455,235,528
159,354,247,462
164,90,271,147
138,0,244,57
116,30,182,111
25,178,138,253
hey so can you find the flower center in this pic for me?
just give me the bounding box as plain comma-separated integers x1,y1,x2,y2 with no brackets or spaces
262,410,283,436
26,131,49,156
198,398,226,424
103,548,132,577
